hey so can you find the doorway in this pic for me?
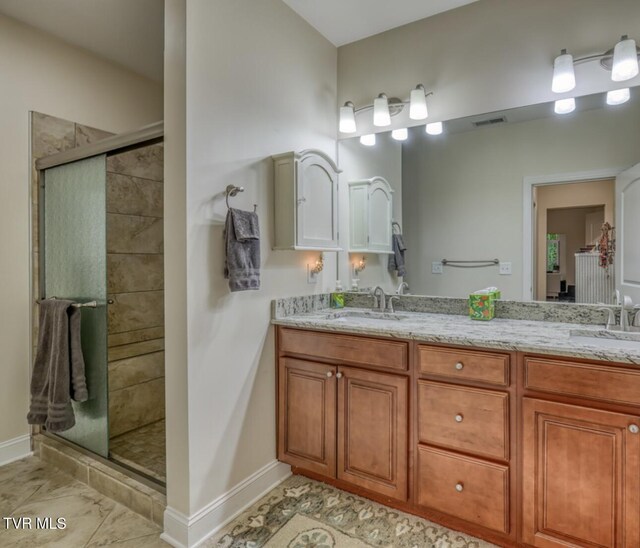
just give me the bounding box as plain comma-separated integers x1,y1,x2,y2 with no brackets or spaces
531,178,615,302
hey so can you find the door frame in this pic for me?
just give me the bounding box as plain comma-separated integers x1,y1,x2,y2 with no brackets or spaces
522,167,624,301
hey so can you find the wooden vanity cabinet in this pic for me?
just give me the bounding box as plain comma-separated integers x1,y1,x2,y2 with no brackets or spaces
277,328,640,547
277,328,409,501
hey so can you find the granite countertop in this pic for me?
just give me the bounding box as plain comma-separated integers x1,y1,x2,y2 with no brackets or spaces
272,307,640,365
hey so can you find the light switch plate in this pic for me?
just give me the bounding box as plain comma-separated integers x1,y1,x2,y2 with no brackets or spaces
432,261,443,274
499,262,512,275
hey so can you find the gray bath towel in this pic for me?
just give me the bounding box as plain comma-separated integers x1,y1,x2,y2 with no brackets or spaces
27,299,88,432
388,233,407,277
224,207,261,291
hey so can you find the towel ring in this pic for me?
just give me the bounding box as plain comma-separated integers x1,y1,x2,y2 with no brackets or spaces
392,221,402,234
225,184,257,212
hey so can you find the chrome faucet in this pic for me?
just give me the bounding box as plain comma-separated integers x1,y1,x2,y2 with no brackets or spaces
600,295,638,331
396,281,409,295
371,286,386,312
387,295,400,313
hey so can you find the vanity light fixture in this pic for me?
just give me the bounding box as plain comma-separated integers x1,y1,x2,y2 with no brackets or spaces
339,102,357,133
551,35,639,93
409,84,429,120
373,94,391,127
554,97,576,114
360,134,376,146
391,128,408,141
354,256,367,276
551,49,576,93
338,85,433,134
425,121,443,135
606,87,631,105
612,35,639,82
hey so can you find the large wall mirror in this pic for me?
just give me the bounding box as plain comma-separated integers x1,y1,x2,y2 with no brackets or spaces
337,89,640,304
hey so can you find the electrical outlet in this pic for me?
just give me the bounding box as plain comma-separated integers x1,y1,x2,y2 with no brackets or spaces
307,264,318,284
499,262,512,275
432,261,443,274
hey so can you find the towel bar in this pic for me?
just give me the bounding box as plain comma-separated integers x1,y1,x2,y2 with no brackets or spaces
36,298,98,308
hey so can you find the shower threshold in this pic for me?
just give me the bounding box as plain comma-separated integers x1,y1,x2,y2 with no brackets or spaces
110,420,166,483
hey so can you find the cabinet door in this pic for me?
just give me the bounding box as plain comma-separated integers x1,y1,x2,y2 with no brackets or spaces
296,154,338,249
278,358,336,477
522,398,640,547
367,180,393,252
337,367,408,500
349,184,369,251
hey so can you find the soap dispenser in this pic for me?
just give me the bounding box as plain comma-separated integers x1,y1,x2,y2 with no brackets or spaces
331,280,345,309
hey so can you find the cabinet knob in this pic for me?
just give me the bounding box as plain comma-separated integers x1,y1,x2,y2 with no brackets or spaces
336,372,343,379
455,362,464,371
455,483,464,492
455,414,464,423
326,371,333,378
629,424,639,434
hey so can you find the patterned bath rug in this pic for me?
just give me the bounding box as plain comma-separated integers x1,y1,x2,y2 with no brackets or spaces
207,474,497,548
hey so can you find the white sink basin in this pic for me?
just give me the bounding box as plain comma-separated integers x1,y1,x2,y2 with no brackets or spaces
569,329,640,350
325,310,410,322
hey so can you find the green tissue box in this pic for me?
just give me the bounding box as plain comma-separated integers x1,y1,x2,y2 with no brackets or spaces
331,292,345,309
469,293,495,321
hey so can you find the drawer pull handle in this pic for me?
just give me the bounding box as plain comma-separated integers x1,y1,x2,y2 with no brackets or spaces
455,483,464,492
326,371,333,378
455,414,464,423
455,362,464,371
629,424,639,434
336,372,343,379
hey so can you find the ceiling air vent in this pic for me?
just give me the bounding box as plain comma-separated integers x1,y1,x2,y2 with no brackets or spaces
472,116,507,128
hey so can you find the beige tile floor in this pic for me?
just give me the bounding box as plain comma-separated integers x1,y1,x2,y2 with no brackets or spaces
0,456,168,547
109,420,166,483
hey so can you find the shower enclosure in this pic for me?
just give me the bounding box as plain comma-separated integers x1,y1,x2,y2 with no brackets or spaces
35,121,166,485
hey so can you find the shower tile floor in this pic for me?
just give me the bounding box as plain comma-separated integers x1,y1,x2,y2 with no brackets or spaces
0,456,167,547
109,420,166,483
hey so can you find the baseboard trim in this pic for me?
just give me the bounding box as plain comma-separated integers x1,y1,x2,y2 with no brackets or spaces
161,460,291,548
0,434,32,466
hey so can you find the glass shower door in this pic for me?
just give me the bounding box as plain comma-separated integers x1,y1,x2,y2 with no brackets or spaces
42,155,109,457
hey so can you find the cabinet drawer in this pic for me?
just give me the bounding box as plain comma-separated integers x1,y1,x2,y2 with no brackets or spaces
279,328,408,371
418,381,509,460
418,345,509,386
417,445,509,534
524,356,640,407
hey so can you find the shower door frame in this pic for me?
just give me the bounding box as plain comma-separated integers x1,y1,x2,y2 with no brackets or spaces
34,121,164,464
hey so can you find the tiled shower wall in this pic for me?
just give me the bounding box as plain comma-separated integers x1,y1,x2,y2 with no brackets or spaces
106,144,165,438
31,113,165,441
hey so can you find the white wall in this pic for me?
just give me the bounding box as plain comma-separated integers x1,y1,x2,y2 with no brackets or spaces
402,100,640,299
0,13,162,448
184,0,336,518
337,0,640,137
163,0,189,518
338,133,402,292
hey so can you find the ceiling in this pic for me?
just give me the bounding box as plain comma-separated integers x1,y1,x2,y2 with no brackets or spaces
0,0,164,81
282,0,480,46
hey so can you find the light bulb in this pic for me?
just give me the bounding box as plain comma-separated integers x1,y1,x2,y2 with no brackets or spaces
612,36,639,82
373,95,391,127
409,85,428,120
339,102,356,133
391,128,408,141
607,88,630,105
554,97,576,114
552,49,576,93
360,134,376,146
425,122,443,135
